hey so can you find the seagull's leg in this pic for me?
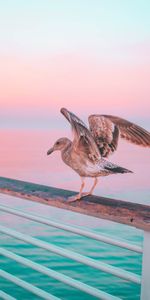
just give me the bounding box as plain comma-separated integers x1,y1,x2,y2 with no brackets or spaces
90,177,98,194
82,177,98,197
68,177,85,202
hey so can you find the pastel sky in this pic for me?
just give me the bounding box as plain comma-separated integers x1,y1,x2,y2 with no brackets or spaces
0,0,150,129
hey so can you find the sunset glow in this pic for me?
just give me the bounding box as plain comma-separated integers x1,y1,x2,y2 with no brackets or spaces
0,1,150,129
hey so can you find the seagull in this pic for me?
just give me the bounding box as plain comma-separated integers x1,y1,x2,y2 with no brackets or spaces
47,108,150,201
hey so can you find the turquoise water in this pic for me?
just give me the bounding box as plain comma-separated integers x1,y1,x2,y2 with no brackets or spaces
0,193,143,300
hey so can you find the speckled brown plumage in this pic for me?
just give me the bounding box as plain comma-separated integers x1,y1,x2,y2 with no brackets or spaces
89,114,150,157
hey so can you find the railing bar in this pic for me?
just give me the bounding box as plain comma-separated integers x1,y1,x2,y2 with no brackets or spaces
0,269,61,300
0,225,141,284
0,290,16,300
0,247,121,300
0,204,142,253
140,231,150,299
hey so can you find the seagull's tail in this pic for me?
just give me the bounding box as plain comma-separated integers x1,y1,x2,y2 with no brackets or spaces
101,159,133,174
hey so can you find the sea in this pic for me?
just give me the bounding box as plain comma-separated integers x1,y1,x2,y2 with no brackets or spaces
0,129,150,300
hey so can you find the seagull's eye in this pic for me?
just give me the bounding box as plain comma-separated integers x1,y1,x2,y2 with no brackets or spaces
56,141,60,145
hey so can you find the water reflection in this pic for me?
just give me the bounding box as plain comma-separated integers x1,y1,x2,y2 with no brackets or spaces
0,129,150,204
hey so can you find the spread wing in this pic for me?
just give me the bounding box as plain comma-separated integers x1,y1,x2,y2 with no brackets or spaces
103,115,150,147
60,108,101,162
89,114,150,158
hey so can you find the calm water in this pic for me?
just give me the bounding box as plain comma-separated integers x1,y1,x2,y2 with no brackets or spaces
0,129,149,299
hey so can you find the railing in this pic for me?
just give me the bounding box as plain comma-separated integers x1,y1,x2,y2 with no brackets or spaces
0,177,150,300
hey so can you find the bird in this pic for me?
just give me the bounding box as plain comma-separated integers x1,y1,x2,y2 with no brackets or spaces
47,108,150,202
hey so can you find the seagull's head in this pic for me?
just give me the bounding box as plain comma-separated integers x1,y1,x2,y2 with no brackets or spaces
47,137,71,155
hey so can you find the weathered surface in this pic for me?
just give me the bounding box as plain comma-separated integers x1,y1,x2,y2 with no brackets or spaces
0,176,149,231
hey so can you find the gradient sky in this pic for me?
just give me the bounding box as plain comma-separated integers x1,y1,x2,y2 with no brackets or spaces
0,0,150,129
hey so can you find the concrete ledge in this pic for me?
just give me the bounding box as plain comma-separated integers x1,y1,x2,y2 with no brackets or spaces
0,177,149,231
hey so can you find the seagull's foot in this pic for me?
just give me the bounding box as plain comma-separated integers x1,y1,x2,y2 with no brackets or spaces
68,192,92,203
81,192,92,198
68,194,82,203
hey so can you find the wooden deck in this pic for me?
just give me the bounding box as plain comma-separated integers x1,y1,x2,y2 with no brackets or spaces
0,176,149,231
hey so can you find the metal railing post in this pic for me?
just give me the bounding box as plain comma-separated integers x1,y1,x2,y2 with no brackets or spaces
141,231,150,300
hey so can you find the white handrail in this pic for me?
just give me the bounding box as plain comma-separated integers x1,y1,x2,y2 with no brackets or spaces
0,204,142,253
0,225,141,284
0,270,60,300
0,290,16,300
0,247,121,300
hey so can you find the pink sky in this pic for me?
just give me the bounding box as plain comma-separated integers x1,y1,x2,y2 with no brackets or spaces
0,1,150,129
1,53,150,130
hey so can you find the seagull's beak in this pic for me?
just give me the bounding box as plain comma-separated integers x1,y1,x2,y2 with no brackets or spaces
47,147,54,155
